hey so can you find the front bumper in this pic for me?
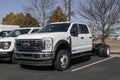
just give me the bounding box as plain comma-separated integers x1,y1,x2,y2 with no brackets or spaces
14,51,54,66
0,48,13,58
0,52,12,58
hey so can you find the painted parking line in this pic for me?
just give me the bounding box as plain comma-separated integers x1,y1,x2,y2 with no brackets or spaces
71,57,114,72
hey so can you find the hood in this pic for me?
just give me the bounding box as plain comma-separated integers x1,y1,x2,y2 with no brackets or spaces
16,32,69,39
0,37,15,42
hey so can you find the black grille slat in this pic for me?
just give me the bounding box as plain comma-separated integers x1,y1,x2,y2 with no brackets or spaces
16,39,43,52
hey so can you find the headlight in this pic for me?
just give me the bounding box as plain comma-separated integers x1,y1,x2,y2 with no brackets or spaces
0,42,11,50
43,38,53,51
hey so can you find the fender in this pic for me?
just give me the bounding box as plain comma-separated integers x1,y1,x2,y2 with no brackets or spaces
54,40,71,54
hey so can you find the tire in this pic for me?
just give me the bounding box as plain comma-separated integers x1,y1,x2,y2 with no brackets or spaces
98,44,110,57
54,50,70,71
92,47,98,56
92,44,99,56
9,51,15,63
10,53,15,63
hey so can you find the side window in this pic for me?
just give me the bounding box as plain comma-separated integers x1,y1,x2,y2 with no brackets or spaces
78,24,89,34
70,24,78,36
70,24,78,33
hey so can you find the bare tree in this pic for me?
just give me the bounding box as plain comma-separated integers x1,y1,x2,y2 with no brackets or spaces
78,0,120,43
24,0,56,26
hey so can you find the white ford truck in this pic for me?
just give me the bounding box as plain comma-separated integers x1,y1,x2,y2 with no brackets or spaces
14,22,110,71
0,27,39,62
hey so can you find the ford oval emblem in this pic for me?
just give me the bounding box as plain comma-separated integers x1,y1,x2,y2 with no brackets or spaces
22,42,30,48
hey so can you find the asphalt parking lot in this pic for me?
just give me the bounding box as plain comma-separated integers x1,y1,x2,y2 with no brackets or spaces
0,56,120,80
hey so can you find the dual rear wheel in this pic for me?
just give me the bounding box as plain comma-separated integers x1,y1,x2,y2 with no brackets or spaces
98,44,110,57
93,44,110,57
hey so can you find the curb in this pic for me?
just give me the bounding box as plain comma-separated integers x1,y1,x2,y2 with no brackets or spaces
110,50,120,54
110,51,120,57
111,52,120,54
110,54,120,57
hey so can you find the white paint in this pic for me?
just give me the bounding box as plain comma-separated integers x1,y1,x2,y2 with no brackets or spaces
71,57,114,72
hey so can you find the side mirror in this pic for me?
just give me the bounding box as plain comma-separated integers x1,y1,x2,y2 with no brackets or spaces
70,30,78,36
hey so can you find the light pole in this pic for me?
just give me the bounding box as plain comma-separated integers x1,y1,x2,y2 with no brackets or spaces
68,0,71,21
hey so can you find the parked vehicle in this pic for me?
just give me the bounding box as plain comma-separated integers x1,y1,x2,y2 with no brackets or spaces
0,25,19,38
0,30,11,38
14,22,110,71
0,27,39,62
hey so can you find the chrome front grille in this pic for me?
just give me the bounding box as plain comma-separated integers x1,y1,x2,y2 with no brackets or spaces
16,39,44,52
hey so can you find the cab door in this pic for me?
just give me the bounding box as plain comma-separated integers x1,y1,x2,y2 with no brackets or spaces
70,24,82,54
71,24,92,54
78,24,92,52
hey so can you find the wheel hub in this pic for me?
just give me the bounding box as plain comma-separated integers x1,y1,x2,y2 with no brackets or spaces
107,48,110,56
60,54,69,68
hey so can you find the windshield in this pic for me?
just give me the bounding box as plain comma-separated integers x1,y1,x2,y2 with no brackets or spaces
37,23,70,33
0,31,11,37
8,29,30,37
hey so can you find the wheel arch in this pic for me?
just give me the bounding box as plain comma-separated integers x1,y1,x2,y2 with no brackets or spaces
54,40,71,59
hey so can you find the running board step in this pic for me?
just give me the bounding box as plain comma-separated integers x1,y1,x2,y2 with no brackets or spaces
71,52,92,59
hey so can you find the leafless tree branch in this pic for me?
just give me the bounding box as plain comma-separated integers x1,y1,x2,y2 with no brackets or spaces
78,0,120,43
24,0,56,26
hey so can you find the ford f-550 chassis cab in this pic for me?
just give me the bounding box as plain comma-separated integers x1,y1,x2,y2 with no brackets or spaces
14,22,110,71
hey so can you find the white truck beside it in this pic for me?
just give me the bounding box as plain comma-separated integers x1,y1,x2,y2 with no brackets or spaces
14,22,110,71
0,27,39,62
0,25,19,38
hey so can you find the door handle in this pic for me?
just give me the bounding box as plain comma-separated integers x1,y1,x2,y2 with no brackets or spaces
89,37,92,39
81,37,84,39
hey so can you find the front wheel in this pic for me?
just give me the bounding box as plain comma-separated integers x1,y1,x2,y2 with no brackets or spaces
54,50,70,71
